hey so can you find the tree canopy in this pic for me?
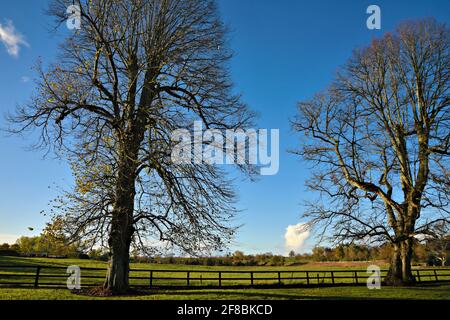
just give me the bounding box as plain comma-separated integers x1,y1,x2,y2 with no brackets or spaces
293,19,449,284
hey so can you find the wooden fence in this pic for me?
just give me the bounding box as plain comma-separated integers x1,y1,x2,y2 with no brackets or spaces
1,265,450,289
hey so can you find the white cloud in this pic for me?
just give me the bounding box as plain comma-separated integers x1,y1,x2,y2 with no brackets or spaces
21,76,30,83
0,234,20,244
0,20,29,57
284,223,310,254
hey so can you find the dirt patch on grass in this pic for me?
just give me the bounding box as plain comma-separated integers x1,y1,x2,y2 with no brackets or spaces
72,286,151,297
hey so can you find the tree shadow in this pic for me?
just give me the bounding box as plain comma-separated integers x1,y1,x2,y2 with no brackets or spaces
143,289,392,300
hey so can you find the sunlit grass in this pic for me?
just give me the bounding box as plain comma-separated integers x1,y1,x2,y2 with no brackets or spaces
1,256,449,300
1,283,450,300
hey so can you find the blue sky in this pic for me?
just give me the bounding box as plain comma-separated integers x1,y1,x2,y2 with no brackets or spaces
0,0,449,254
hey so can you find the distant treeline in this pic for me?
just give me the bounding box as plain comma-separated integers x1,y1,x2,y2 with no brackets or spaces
0,236,82,258
132,242,448,267
1,237,448,267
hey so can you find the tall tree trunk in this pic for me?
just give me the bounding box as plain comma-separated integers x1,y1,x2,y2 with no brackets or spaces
104,155,137,293
385,239,416,285
385,243,403,285
400,238,415,284
104,212,132,293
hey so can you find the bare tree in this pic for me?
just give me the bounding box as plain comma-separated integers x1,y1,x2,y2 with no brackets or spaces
425,222,450,266
8,0,254,293
292,19,449,285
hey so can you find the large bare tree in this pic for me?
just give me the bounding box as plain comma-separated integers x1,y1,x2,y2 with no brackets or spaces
425,222,450,266
9,0,254,293
293,19,449,285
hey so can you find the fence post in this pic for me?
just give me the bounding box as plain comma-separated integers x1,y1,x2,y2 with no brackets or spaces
434,270,439,281
250,272,254,286
34,266,41,288
306,271,309,286
354,271,358,284
187,272,190,287
331,271,335,285
317,273,320,285
278,272,281,286
149,271,153,288
218,272,222,287
416,270,421,283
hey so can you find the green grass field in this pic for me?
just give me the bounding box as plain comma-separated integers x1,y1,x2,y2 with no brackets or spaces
1,256,450,300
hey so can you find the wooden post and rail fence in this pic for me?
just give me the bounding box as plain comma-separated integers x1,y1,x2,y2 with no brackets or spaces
0,265,449,289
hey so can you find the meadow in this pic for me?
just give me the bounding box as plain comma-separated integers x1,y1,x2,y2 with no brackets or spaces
1,256,450,300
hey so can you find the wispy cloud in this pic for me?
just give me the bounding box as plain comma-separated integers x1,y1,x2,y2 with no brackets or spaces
0,20,29,57
21,76,30,83
284,223,310,254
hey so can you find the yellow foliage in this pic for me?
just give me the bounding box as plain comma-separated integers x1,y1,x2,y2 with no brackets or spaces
76,177,94,194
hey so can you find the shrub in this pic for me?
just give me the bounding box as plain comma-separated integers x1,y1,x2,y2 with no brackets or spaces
0,249,19,256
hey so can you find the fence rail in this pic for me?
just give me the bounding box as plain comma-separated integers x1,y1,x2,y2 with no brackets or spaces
1,265,450,289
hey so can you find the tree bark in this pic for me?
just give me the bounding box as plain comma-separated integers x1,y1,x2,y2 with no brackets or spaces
104,213,132,293
385,243,403,285
400,238,415,284
104,153,137,293
385,240,416,286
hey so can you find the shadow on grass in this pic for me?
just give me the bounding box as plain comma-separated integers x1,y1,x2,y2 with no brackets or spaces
95,289,391,300
2,282,449,300
78,282,450,300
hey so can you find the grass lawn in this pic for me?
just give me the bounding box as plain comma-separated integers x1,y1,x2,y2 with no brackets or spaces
1,283,450,300
1,256,449,300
